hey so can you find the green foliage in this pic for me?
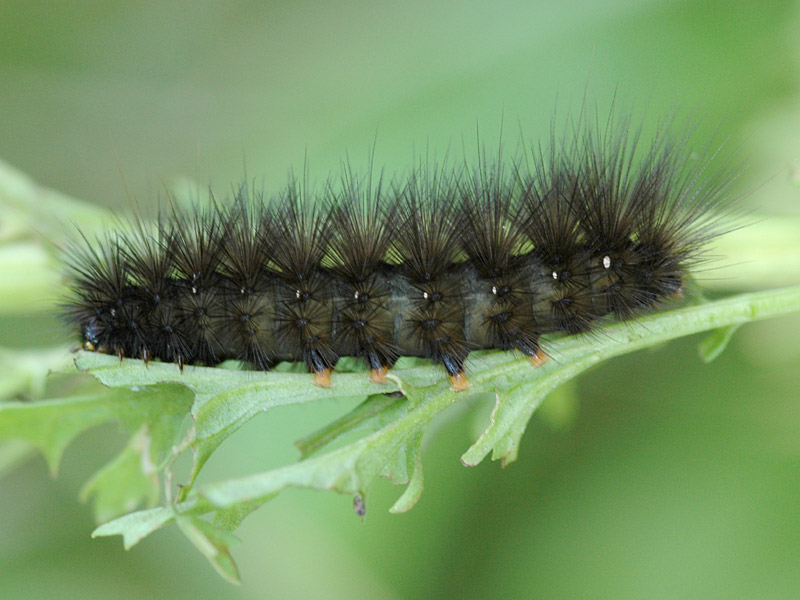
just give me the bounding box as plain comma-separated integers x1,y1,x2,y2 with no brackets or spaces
0,385,192,513
3,284,800,582
2,116,800,585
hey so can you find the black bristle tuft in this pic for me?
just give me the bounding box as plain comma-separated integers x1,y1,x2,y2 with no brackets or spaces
393,164,470,374
518,133,599,334
327,166,399,371
459,153,543,358
268,177,338,373
393,164,463,283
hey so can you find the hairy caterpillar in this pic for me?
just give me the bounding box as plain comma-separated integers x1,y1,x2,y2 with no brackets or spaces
62,113,736,391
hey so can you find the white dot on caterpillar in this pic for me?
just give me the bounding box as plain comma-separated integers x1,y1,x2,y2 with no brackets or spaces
423,292,429,299
491,286,498,295
603,255,611,269
296,289,301,299
354,291,359,300
552,271,558,280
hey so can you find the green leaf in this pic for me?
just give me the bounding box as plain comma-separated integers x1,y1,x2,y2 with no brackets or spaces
92,499,203,549
73,352,400,494
54,284,800,581
92,506,175,549
188,378,443,510
462,285,800,466
212,498,266,532
175,514,241,585
389,429,425,514
79,427,161,523
698,324,742,363
0,392,133,474
295,393,406,459
0,383,193,521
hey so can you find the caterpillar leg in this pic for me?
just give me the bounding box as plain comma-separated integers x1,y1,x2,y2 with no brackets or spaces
369,366,390,384
448,371,471,392
528,348,548,367
313,368,333,388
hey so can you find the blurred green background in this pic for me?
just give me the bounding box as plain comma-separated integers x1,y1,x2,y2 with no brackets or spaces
2,1,800,598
